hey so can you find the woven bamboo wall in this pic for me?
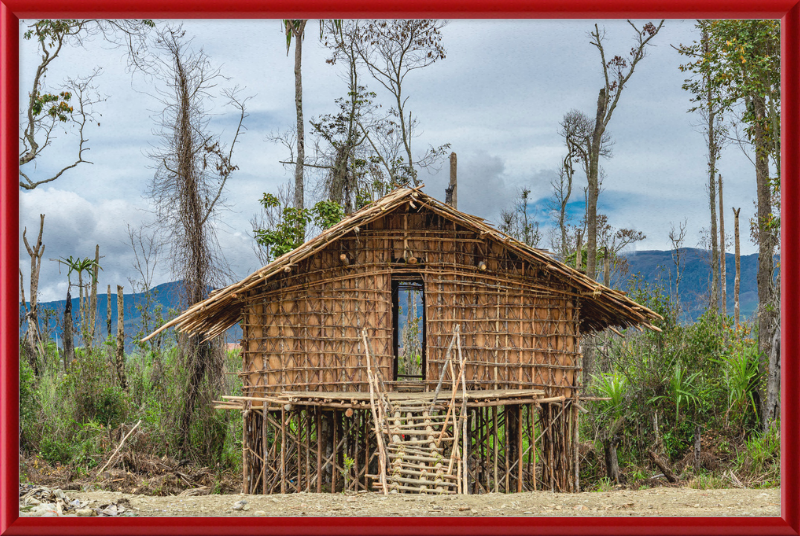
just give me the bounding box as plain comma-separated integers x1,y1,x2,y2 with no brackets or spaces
240,204,580,397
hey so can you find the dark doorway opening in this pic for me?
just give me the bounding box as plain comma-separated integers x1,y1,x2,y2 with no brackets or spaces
392,277,426,382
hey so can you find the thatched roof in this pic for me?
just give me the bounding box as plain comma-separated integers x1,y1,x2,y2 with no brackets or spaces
144,187,661,342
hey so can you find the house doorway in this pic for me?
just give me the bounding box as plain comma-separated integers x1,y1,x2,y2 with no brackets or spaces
392,277,425,382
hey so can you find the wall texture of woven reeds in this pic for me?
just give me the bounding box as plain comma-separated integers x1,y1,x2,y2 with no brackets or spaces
239,204,580,398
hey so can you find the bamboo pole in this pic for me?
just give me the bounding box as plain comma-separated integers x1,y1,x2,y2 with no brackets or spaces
362,329,388,495
316,409,322,493
492,406,500,493
280,406,286,494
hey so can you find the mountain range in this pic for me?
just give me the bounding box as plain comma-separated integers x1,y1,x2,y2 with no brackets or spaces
20,247,767,351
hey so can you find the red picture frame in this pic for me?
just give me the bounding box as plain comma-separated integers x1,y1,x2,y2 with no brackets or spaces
1,1,798,535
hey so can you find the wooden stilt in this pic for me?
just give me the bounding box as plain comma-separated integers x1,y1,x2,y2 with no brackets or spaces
492,406,500,493
281,406,286,494
316,409,322,493
518,406,523,493
261,408,269,495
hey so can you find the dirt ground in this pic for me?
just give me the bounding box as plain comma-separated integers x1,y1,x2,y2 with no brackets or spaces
36,487,779,517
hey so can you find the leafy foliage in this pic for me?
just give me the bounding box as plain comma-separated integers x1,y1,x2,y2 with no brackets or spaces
253,193,344,262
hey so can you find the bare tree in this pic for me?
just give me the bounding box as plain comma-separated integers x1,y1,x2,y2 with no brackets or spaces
499,188,542,248
19,19,153,190
354,20,450,186
127,224,166,355
556,110,612,260
20,214,46,374
669,218,688,315
87,244,102,353
596,214,645,286
116,285,128,391
146,26,248,450
584,20,663,279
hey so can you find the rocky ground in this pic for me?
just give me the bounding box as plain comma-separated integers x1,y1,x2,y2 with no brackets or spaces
19,484,780,518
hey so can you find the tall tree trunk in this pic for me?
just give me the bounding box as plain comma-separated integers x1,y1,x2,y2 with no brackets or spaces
115,285,127,390
603,416,623,484
765,323,780,429
586,88,607,280
78,270,86,345
88,244,100,353
704,28,720,315
292,21,307,211
63,287,75,370
22,214,46,374
603,246,611,287
718,175,726,315
707,120,720,314
107,284,113,338
753,94,776,429
733,208,741,329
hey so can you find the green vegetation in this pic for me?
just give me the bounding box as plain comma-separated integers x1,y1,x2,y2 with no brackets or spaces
19,338,244,487
580,275,779,489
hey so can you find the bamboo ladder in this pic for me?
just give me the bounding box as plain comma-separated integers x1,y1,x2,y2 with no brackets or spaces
363,327,468,494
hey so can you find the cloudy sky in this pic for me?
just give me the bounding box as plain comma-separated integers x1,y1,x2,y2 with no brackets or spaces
19,19,763,303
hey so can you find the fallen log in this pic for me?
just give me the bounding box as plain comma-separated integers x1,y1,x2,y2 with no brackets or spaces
648,450,678,483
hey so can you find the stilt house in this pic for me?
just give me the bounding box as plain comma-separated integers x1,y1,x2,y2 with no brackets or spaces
149,187,660,495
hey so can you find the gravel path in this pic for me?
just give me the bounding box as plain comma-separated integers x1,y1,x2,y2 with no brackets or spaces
44,487,779,517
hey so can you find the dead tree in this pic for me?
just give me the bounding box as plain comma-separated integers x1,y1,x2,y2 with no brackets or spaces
584,20,663,279
116,285,127,390
448,152,457,209
732,207,741,329
20,214,46,374
355,19,450,186
146,25,248,451
63,289,75,370
107,284,113,338
718,174,726,315
87,244,101,353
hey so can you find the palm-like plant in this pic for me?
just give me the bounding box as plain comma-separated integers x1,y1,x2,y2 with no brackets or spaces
716,343,762,428
56,255,101,345
592,372,628,418
651,363,702,422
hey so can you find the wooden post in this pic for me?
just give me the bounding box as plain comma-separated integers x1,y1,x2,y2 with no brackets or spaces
316,409,323,493
530,403,536,491
306,410,311,492
115,285,127,390
449,152,457,209
268,408,269,495
456,331,468,494
242,410,249,494
281,406,286,494
363,329,388,494
573,401,580,492
504,407,510,492
493,406,499,493
518,406,523,493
